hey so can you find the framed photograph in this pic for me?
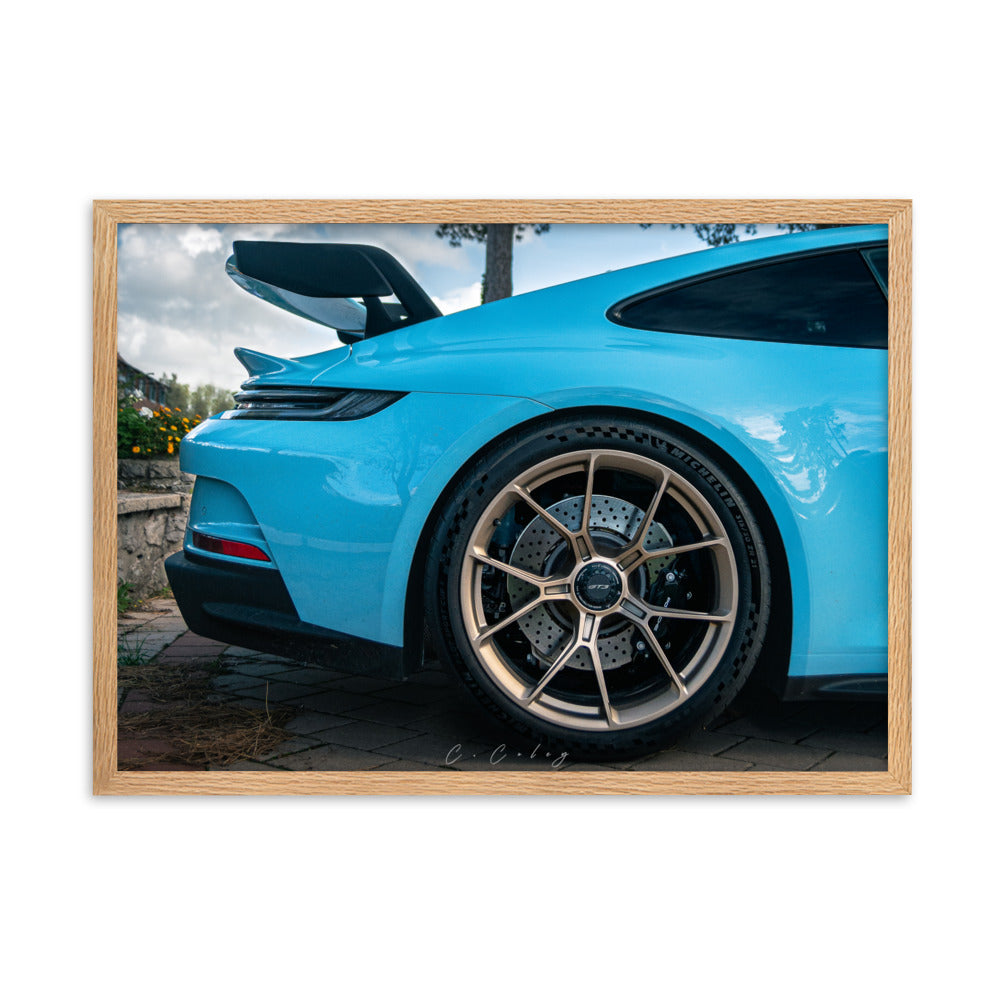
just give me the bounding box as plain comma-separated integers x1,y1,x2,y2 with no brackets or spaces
94,199,911,794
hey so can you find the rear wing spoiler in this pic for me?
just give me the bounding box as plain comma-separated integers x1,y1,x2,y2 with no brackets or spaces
226,241,442,342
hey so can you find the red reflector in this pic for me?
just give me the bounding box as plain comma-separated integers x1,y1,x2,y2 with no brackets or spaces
192,531,270,562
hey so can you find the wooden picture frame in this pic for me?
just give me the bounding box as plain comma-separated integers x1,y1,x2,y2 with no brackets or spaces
94,199,911,795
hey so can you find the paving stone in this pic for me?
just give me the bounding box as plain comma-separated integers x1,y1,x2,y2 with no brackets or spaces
119,690,160,714
800,730,889,758
292,690,380,715
118,611,160,625
159,644,227,660
377,682,452,707
116,600,898,775
276,746,398,771
117,737,177,759
215,759,284,771
719,738,833,771
127,760,205,772
448,750,572,771
133,620,186,633
220,646,275,659
628,750,752,771
316,720,422,751
145,598,182,614
673,729,748,756
136,627,189,642
210,673,266,693
371,759,450,771
714,712,822,742
401,668,452,688
322,675,401,695
273,666,350,685
119,633,181,658
809,752,889,772
157,648,224,666
342,699,445,727
283,712,358,735
163,632,227,649
224,658,300,679
230,681,323,705
400,704,510,745
259,736,323,761
793,703,889,733
376,733,496,767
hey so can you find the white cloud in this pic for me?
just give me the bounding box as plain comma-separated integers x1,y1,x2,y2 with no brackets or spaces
179,226,224,257
432,281,482,315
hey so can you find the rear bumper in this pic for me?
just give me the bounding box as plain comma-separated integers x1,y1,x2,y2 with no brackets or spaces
164,550,411,679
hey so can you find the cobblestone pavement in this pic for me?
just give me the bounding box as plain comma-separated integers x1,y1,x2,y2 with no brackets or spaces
117,599,888,773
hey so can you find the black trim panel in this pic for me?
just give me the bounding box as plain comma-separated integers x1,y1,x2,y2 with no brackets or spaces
782,674,888,701
165,551,413,679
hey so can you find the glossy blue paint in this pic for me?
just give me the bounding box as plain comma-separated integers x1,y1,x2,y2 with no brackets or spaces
181,225,889,679
181,392,552,644
186,476,275,566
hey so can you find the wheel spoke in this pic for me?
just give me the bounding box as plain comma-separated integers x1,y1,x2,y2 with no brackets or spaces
470,548,564,590
638,536,729,563
523,626,584,704
632,468,670,546
587,635,619,729
621,597,734,624
511,484,578,547
637,621,688,695
473,594,546,647
656,607,735,623
577,451,599,558
614,468,670,567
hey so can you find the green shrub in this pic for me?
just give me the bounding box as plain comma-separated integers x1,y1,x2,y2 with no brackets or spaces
117,393,204,459
117,581,136,614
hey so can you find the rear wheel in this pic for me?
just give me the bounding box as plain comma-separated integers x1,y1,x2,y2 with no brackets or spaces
426,417,771,759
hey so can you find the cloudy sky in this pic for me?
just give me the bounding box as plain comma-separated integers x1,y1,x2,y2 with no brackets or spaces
117,222,785,391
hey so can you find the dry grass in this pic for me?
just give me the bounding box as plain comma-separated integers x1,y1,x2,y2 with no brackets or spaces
117,657,294,770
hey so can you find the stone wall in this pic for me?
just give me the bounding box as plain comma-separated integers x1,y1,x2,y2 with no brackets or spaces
117,458,195,493
117,459,193,599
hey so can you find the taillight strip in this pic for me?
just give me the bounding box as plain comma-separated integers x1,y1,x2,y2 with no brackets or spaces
191,531,271,562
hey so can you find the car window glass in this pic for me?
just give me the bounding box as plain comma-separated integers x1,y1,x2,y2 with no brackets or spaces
614,249,888,349
863,246,889,292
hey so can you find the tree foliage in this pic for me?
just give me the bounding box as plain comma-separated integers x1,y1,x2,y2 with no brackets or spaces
435,224,551,303
652,222,832,247
435,223,551,248
435,221,837,303
159,373,235,418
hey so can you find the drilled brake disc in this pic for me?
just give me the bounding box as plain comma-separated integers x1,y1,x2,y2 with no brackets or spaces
506,495,671,671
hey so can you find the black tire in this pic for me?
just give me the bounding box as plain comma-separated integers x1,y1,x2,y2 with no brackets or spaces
425,415,771,761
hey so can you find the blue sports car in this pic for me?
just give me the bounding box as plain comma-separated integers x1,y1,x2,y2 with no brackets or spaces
165,225,889,759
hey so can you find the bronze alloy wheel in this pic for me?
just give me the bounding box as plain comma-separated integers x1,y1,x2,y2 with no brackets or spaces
427,418,771,759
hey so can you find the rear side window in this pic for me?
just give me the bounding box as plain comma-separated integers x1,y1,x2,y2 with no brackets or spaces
863,246,889,293
611,248,888,349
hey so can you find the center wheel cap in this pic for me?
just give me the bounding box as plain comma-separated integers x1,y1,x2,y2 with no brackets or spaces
573,563,624,612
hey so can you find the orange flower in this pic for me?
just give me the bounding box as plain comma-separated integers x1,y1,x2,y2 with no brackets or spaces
167,442,174,454
131,445,140,453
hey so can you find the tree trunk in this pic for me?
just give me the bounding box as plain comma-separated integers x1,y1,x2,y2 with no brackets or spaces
483,224,514,302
